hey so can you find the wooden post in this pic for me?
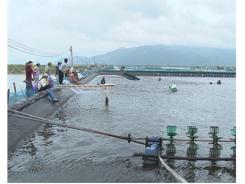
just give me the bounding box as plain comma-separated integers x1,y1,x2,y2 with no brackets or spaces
105,96,109,106
8,89,10,104
13,82,17,94
70,45,73,68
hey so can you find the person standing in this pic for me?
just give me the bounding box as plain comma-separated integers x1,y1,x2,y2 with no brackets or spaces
55,62,62,84
32,62,40,84
59,58,68,84
45,62,52,76
25,61,34,97
55,62,61,77
100,76,106,84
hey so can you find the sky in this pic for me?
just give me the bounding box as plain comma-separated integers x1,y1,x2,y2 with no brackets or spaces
7,0,236,64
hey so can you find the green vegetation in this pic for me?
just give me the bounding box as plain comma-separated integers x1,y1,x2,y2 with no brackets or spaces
8,64,26,74
8,64,90,74
8,64,52,74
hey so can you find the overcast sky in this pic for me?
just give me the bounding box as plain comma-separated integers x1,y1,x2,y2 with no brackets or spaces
8,0,235,64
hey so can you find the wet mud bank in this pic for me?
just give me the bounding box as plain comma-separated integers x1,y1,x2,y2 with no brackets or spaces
8,88,74,158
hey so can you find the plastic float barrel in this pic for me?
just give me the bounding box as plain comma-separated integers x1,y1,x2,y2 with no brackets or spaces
169,84,177,92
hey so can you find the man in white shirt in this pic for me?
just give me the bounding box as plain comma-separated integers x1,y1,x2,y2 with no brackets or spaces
58,58,68,84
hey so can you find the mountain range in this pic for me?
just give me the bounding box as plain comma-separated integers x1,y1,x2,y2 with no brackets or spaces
65,45,236,66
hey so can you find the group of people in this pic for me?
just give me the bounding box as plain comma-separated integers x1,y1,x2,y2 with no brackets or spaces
24,58,82,102
24,59,64,102
55,58,80,85
24,60,58,102
24,58,110,103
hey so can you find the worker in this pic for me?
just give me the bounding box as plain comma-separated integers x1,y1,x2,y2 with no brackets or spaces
45,62,53,76
101,76,106,84
59,58,68,84
38,73,58,102
32,62,40,84
55,62,62,83
24,61,34,97
69,69,80,85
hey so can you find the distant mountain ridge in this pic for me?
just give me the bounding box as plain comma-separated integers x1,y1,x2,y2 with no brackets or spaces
68,45,236,66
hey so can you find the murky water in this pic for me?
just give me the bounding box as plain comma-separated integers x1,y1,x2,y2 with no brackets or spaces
8,74,26,92
8,76,236,182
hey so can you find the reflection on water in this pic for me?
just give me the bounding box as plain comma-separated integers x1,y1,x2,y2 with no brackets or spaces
8,76,236,182
186,142,198,158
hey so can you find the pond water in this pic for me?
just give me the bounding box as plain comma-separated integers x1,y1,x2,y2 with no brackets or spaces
8,75,236,182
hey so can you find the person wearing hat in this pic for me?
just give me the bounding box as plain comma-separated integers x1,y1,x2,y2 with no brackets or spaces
37,73,58,102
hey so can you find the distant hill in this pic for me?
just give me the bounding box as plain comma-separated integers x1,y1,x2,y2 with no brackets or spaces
71,45,236,66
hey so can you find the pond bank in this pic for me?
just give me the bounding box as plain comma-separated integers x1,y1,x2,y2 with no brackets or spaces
8,88,74,158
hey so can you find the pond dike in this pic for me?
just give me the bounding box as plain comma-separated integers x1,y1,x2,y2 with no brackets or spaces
8,88,74,158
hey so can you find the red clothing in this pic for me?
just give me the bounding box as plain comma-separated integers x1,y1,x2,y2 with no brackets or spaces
69,72,79,84
25,65,33,82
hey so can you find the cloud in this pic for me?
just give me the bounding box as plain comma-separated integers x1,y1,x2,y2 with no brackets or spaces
8,0,235,63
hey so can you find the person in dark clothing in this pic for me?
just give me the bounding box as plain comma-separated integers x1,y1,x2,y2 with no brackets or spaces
105,96,109,106
59,58,68,84
55,62,62,84
56,62,62,76
25,61,34,97
101,76,106,84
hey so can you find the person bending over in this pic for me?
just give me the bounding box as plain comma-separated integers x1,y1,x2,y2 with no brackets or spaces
38,73,58,102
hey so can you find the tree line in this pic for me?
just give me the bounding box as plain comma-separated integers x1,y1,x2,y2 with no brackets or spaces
8,64,89,74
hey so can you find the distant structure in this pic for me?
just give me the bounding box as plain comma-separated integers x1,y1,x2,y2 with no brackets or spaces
105,96,109,106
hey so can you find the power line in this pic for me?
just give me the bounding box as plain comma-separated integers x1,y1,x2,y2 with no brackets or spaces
8,38,64,57
8,40,46,54
8,38,62,56
8,39,44,52
8,44,62,57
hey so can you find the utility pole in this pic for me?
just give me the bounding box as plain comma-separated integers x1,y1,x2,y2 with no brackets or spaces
70,45,73,69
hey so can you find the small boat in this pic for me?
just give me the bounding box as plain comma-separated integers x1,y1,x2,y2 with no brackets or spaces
169,84,177,92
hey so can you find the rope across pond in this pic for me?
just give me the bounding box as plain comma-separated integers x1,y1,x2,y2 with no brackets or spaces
9,109,236,183
8,109,235,144
8,109,145,145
